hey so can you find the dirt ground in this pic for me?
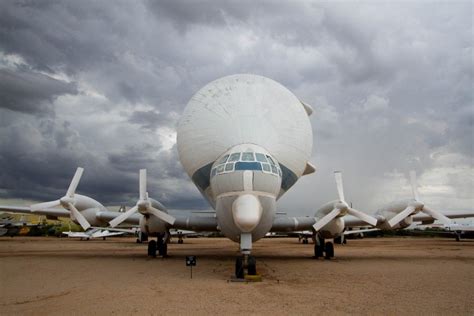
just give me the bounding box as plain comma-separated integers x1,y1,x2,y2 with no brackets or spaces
0,236,473,315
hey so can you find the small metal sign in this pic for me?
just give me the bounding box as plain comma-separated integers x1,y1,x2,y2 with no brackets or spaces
186,256,196,279
186,255,197,266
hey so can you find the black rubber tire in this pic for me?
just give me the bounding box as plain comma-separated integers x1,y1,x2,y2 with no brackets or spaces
324,242,334,259
148,240,157,257
161,241,168,257
235,257,244,279
157,235,164,256
247,256,257,275
314,244,323,258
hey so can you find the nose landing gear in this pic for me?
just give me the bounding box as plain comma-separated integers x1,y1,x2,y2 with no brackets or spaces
234,232,259,280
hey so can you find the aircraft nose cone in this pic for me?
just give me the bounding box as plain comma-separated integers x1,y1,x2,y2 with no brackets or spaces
232,194,263,233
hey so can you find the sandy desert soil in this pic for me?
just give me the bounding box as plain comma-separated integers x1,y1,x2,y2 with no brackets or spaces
0,236,473,315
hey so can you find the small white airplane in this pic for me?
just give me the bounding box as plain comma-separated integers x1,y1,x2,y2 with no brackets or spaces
1,74,473,279
62,227,130,240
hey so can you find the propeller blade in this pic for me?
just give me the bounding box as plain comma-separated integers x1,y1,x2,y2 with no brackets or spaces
148,206,176,225
31,200,61,211
347,208,378,226
109,205,139,228
66,167,84,197
387,205,416,228
422,206,452,225
139,169,147,201
313,208,341,231
334,171,345,202
68,203,91,231
409,170,420,201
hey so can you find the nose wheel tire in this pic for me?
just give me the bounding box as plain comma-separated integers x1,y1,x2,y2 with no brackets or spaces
247,256,257,275
235,255,257,278
235,257,244,279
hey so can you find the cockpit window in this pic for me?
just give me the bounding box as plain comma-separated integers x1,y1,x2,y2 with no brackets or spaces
211,151,281,179
217,165,225,173
225,163,234,171
235,162,261,171
217,154,230,164
241,152,255,161
271,165,277,174
255,153,267,163
262,163,271,172
228,152,240,162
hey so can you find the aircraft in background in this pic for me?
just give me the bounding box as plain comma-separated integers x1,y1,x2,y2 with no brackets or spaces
0,214,45,237
416,222,474,241
1,74,473,279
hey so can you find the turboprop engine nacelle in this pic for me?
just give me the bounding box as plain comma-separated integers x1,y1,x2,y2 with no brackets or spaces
378,215,413,230
317,217,345,239
138,199,168,236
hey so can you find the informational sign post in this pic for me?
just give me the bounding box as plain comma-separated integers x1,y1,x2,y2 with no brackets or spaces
185,255,197,279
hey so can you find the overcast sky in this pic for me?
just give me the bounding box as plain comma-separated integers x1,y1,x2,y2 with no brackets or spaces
0,1,472,216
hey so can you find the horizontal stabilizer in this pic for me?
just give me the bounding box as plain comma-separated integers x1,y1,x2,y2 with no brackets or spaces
300,100,313,116
303,162,316,175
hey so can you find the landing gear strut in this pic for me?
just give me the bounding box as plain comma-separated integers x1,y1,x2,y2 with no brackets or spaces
235,233,257,279
136,231,148,244
177,231,184,244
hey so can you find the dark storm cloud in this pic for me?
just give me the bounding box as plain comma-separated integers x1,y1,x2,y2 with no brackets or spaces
0,68,77,114
127,110,170,131
0,1,472,213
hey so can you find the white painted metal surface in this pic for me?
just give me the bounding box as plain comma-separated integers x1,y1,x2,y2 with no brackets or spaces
177,74,313,180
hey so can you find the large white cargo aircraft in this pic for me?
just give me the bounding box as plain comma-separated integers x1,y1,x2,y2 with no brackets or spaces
1,74,473,278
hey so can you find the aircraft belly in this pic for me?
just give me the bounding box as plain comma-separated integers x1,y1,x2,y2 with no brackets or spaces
216,194,275,242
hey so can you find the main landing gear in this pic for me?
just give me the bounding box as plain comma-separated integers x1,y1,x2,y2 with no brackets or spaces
147,232,168,258
235,233,258,279
313,236,335,260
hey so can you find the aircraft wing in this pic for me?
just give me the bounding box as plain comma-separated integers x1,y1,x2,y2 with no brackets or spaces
343,210,474,228
270,216,316,232
344,215,379,228
95,211,142,225
412,210,474,222
97,211,219,232
0,205,70,218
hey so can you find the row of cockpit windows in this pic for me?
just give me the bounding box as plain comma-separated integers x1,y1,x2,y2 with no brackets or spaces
211,152,282,178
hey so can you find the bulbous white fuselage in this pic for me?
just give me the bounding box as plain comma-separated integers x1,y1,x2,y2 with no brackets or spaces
177,74,313,243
